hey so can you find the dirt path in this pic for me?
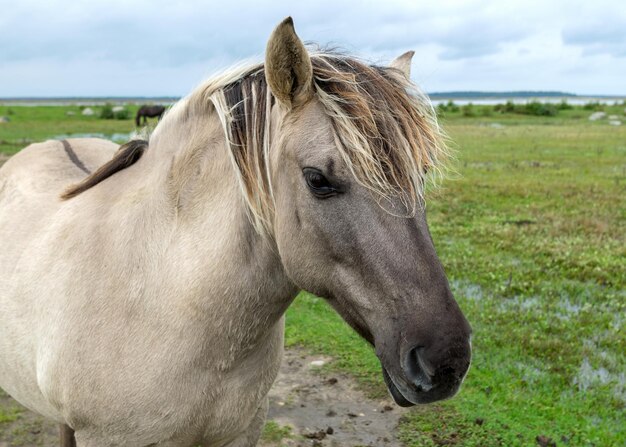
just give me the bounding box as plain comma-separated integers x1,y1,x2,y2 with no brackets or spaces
262,349,405,446
0,348,404,447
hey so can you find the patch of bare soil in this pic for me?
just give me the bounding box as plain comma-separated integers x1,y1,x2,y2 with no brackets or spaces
261,348,406,447
0,154,9,167
0,351,404,447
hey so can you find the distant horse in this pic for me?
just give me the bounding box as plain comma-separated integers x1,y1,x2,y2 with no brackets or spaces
0,17,471,447
135,104,165,126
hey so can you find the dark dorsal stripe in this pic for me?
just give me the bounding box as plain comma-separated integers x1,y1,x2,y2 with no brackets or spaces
60,139,148,200
61,139,91,175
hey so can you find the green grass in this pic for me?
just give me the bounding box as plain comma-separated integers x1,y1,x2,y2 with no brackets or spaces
1,103,625,446
0,408,20,424
0,105,141,154
260,420,294,443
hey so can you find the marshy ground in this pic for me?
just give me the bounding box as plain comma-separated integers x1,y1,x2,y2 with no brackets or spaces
1,101,625,446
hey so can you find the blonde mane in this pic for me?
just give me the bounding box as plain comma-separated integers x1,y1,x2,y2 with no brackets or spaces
188,52,447,234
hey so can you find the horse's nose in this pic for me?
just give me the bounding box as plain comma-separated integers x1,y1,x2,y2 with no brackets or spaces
403,346,434,392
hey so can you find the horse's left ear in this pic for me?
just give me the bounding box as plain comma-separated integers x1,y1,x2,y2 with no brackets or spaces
265,17,313,108
389,50,415,78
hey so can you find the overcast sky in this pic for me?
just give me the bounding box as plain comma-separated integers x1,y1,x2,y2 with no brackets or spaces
1,0,625,97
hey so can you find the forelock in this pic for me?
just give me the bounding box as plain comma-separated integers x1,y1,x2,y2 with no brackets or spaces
185,51,447,235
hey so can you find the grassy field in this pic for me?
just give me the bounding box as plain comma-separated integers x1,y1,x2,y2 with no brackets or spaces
1,101,625,446
0,104,142,155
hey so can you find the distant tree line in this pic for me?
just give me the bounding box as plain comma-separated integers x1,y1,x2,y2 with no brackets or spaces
435,99,624,117
428,91,577,99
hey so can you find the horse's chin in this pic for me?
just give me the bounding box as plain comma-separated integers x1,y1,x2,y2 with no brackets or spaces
382,367,416,407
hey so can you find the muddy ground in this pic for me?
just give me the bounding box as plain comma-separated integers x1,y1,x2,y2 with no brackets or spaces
0,349,405,447
260,349,405,446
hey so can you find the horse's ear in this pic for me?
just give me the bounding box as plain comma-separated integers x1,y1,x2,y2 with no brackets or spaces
389,50,415,78
265,17,313,108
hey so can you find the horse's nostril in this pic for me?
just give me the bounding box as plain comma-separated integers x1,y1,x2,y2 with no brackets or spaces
405,346,434,392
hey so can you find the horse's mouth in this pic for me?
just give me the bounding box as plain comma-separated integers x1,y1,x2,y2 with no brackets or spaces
382,367,416,407
382,366,459,406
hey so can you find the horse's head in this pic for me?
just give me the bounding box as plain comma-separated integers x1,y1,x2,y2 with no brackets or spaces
265,18,471,406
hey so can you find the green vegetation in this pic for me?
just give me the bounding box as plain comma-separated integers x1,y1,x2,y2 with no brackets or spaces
0,102,624,446
113,108,130,120
260,420,294,443
99,104,115,119
438,99,626,119
0,408,20,424
0,105,142,154
0,390,21,430
99,103,131,120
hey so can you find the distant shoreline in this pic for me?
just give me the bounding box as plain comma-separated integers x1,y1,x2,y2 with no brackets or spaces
430,96,626,106
0,97,179,106
1,93,624,107
428,91,626,99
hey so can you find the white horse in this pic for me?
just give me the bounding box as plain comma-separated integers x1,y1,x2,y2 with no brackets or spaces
0,18,471,447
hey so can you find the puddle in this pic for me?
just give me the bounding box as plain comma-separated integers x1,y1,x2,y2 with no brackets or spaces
574,358,612,391
498,295,540,312
554,297,583,321
450,280,484,302
573,352,626,404
515,361,545,385
53,133,132,143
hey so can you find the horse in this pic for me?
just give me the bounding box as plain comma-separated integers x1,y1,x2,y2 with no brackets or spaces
135,104,166,126
0,17,471,447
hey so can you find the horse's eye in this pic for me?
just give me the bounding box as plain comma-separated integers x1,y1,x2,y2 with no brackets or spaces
303,168,336,197
307,172,328,189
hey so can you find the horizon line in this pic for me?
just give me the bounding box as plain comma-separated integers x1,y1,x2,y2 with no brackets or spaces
1,91,626,101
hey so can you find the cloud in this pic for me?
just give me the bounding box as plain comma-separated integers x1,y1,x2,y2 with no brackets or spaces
562,12,626,58
0,0,625,96
0,0,535,65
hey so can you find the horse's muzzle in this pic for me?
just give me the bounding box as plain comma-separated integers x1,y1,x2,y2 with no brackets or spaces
381,337,472,406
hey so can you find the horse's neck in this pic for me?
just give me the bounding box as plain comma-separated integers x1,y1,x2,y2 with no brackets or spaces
98,104,297,359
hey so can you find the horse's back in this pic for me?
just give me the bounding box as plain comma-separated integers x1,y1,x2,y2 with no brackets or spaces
0,138,117,420
0,137,117,283
0,138,117,197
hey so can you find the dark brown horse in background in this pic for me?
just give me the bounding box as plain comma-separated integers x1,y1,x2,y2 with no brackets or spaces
135,105,165,126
